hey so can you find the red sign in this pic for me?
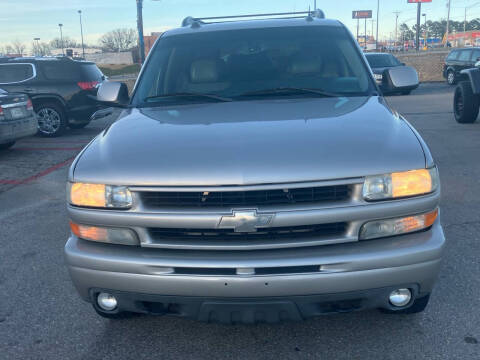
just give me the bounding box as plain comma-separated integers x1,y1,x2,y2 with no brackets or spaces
407,0,432,3
352,10,372,19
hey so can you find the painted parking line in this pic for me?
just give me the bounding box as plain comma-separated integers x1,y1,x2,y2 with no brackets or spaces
0,157,75,185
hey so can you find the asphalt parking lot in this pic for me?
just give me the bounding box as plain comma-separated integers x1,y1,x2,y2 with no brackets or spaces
0,83,479,360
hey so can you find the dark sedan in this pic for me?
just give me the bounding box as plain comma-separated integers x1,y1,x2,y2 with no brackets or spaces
365,53,418,95
0,88,37,149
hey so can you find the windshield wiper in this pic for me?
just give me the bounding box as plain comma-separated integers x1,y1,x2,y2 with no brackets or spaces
237,87,344,98
144,92,232,102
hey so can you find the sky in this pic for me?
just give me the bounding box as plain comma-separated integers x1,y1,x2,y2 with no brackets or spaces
1,0,480,48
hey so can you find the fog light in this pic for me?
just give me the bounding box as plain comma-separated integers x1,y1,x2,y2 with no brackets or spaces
97,292,118,311
389,288,412,307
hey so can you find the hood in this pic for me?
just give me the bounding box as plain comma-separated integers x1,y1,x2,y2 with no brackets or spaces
72,96,426,186
371,65,402,74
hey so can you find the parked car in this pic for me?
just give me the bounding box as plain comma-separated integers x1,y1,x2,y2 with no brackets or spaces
444,47,480,85
65,11,444,323
365,53,419,95
0,57,105,137
0,88,37,149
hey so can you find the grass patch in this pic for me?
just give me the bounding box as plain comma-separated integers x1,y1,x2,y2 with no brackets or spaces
99,64,141,77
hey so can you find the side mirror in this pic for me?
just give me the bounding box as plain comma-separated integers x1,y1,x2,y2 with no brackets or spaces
384,66,419,91
96,81,129,107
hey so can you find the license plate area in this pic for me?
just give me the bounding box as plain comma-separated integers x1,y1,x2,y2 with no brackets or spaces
9,107,25,119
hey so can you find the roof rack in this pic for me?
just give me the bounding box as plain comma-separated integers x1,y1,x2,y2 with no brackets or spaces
181,9,325,27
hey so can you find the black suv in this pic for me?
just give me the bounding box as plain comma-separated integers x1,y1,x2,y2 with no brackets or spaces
444,47,480,85
0,57,105,136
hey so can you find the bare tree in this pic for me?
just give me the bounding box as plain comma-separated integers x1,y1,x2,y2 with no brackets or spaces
99,28,137,52
5,45,14,55
50,37,78,49
11,40,26,55
32,41,52,56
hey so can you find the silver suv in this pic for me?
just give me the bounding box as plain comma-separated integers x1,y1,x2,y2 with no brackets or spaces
65,11,444,323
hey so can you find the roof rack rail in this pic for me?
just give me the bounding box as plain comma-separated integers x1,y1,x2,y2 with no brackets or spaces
181,9,325,27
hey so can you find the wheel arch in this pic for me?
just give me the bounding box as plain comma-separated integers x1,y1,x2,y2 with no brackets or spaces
31,95,67,111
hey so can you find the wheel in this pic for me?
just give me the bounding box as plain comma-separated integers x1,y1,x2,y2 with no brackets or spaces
454,81,479,123
381,294,431,314
35,102,67,137
0,141,15,150
401,90,412,95
447,70,457,85
69,121,90,129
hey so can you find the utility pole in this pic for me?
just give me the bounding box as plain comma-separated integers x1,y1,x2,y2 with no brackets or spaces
415,2,421,51
58,23,64,56
78,10,85,59
365,17,367,50
393,11,401,47
136,0,146,63
357,18,359,44
376,0,379,50
445,0,451,48
314,0,317,9
423,13,427,49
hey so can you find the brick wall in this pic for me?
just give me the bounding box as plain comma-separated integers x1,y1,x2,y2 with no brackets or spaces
395,51,449,82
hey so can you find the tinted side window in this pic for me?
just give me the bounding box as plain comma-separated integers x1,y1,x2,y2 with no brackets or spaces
41,63,77,81
0,64,34,84
80,64,103,81
458,50,472,62
447,51,459,61
472,49,480,62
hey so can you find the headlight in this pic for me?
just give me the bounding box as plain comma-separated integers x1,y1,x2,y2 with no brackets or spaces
359,209,438,240
68,182,132,209
373,73,383,80
70,222,139,245
363,167,438,201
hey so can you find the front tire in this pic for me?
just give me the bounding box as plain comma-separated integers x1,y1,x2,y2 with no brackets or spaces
454,81,479,123
0,141,15,150
447,70,456,85
36,102,67,137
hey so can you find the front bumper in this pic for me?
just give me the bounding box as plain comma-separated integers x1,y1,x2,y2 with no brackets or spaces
65,221,445,320
0,116,37,144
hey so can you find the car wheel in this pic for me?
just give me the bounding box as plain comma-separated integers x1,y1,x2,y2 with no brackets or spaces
69,121,90,129
36,102,67,137
454,81,479,123
447,70,456,85
380,294,431,314
0,141,15,150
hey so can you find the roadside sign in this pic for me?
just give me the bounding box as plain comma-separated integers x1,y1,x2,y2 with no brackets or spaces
352,10,372,19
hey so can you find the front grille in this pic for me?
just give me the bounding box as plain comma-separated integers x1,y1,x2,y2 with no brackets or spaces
149,222,347,243
140,185,351,208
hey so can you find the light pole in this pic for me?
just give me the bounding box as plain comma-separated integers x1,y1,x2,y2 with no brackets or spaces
58,23,64,56
445,0,451,48
136,0,146,63
422,13,427,49
376,0,379,50
78,10,86,59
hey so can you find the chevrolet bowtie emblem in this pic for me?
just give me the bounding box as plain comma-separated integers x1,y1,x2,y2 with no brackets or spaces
218,210,274,233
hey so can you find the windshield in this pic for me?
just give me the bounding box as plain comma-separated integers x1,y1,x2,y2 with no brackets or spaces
365,54,401,68
133,26,375,106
